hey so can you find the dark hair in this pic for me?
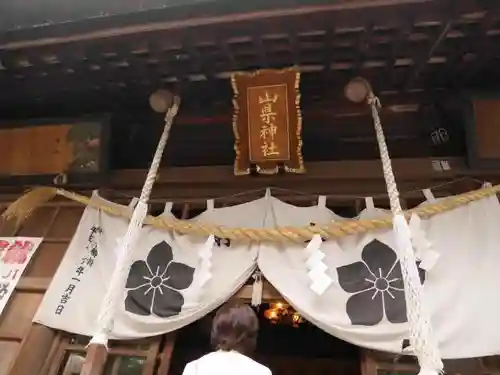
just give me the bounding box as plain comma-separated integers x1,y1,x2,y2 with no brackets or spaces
211,301,259,354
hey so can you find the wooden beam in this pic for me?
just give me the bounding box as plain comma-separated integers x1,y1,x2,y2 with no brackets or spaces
0,159,479,210
0,0,446,50
88,158,467,205
15,277,51,292
236,281,282,302
0,67,430,114
0,158,468,201
109,158,463,188
0,184,470,211
0,159,493,207
96,182,462,206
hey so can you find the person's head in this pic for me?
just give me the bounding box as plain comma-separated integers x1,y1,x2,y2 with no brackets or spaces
211,301,259,354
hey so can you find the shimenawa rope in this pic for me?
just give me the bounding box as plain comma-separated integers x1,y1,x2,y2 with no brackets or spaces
2,182,499,243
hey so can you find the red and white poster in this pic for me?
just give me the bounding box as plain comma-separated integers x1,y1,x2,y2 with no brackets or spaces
0,237,43,315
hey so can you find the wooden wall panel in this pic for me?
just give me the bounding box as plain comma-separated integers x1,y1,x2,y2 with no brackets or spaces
16,206,82,279
471,100,500,160
0,342,19,375
45,207,84,238
0,210,25,375
0,204,82,375
0,293,44,339
0,218,18,237
466,97,500,169
0,125,73,176
24,242,68,278
16,207,57,237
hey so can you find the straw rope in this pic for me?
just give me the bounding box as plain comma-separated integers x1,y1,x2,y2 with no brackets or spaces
368,90,442,374
90,97,180,347
3,182,498,243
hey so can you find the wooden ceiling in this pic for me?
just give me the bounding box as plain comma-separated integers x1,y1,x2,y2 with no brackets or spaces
0,0,498,112
0,0,498,169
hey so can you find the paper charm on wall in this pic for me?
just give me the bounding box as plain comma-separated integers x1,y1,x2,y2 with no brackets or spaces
231,67,305,175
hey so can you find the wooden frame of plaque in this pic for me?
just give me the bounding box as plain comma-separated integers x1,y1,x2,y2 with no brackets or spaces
231,66,305,175
0,116,111,186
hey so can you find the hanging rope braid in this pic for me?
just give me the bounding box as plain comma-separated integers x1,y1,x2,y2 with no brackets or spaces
367,89,443,375
89,97,181,347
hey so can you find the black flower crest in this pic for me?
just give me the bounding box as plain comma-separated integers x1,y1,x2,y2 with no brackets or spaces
125,241,195,318
337,239,425,326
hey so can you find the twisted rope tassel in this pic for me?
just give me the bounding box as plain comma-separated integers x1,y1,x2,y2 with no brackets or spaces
89,97,181,347
368,92,443,375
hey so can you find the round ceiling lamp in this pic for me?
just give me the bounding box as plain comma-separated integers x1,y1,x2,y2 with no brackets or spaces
149,89,174,113
344,77,373,103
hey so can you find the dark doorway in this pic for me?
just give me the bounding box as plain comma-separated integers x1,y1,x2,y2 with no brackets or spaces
168,303,361,375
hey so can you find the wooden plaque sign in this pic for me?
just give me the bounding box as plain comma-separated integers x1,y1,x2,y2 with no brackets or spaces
464,92,500,169
231,67,305,175
0,117,109,185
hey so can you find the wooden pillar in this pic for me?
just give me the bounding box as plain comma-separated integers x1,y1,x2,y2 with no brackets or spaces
79,344,108,375
359,350,377,375
157,333,177,375
181,203,190,220
354,198,364,215
8,324,56,375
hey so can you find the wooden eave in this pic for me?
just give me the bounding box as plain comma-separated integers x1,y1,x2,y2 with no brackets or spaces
0,0,498,169
1,0,500,115
0,0,456,45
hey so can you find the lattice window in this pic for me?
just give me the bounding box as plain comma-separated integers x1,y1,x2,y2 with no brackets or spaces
41,333,175,375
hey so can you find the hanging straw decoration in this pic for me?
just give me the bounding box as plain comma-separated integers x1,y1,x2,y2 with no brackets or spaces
1,187,58,227
345,77,443,375
88,93,181,348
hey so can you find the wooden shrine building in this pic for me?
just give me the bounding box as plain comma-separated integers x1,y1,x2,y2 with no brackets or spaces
1,0,500,375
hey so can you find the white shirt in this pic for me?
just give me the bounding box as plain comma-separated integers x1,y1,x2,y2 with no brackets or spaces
181,350,272,375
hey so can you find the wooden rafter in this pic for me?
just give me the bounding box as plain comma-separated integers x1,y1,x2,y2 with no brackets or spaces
385,15,414,87
288,28,300,66
0,0,440,50
183,34,215,81
253,32,268,68
404,21,452,90
0,0,499,114
354,23,374,76
459,6,500,85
